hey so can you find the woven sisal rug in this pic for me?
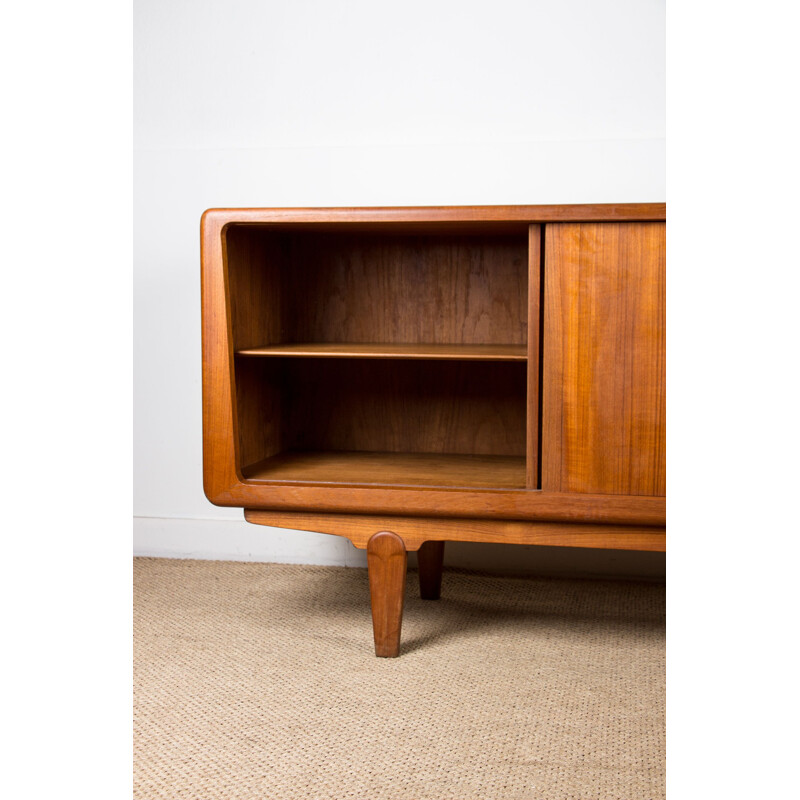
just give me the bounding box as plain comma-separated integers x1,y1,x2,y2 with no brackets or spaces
134,558,665,799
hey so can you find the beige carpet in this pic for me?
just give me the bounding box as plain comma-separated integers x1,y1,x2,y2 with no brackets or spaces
133,558,665,800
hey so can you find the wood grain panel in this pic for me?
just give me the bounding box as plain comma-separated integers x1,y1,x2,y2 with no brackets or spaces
367,531,407,657
236,343,527,360
202,212,246,496
284,359,527,457
417,541,445,599
542,223,665,495
233,359,284,469
231,480,666,525
203,204,666,229
244,510,666,553
224,225,286,351
285,233,528,346
527,225,542,488
242,451,526,489
223,227,288,467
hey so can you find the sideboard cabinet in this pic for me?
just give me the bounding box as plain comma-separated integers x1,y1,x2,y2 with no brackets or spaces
201,205,665,656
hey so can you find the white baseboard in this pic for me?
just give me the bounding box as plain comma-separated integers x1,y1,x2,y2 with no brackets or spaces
134,516,664,580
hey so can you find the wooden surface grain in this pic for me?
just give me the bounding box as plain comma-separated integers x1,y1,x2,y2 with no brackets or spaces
417,541,446,600
527,224,542,489
542,223,666,496
201,213,240,503
244,510,666,553
283,232,528,346
367,531,408,657
225,225,284,352
281,359,526,460
231,485,666,525
243,450,527,489
202,204,666,228
236,343,527,361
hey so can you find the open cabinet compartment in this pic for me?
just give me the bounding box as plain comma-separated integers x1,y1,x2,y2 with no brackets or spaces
225,222,533,489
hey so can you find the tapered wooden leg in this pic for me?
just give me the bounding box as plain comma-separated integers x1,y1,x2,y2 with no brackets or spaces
367,531,407,658
417,540,445,600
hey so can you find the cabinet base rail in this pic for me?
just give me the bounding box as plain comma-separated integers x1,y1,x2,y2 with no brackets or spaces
245,511,664,657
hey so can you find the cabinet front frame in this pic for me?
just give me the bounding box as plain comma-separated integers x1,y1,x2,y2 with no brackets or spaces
202,206,666,528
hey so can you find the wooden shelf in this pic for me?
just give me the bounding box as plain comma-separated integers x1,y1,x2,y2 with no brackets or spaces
236,343,527,361
242,450,527,489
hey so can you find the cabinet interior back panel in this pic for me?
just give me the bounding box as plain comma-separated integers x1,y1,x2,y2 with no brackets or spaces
286,359,526,456
285,232,528,345
542,222,666,496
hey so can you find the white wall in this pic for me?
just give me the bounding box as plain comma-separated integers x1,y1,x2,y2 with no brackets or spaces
134,0,665,578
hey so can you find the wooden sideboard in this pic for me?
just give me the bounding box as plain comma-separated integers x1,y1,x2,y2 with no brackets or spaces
201,204,666,657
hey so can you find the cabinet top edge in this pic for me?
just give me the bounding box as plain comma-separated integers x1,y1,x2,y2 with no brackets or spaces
201,203,666,229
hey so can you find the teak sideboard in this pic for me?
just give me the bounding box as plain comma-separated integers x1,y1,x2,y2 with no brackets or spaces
201,204,666,657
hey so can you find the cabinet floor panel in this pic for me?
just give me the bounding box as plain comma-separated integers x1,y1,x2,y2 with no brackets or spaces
242,450,527,489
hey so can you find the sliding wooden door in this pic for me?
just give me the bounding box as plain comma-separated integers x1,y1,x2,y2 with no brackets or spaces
542,223,665,496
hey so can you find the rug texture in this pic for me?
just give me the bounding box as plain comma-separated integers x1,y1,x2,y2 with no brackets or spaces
133,558,665,800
